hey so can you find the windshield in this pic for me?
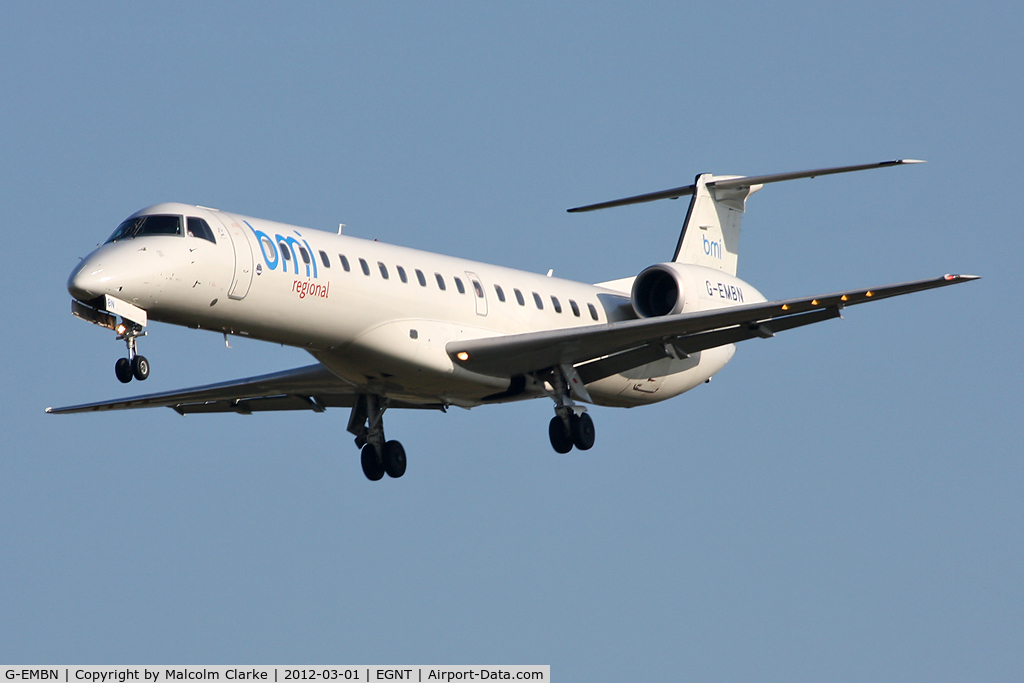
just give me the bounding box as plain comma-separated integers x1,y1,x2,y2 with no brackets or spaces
106,215,183,243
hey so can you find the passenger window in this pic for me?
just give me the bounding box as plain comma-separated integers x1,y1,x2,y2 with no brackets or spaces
569,299,580,317
339,254,350,272
279,243,292,261
454,277,465,294
472,280,484,298
416,269,427,286
299,247,311,264
435,273,446,291
186,217,216,243
533,292,543,310
359,258,370,276
551,296,562,313
378,262,389,279
397,266,407,283
514,289,525,306
495,285,505,302
588,303,599,320
319,250,330,267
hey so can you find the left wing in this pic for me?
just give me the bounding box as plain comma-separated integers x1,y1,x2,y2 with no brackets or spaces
447,274,979,382
46,363,444,415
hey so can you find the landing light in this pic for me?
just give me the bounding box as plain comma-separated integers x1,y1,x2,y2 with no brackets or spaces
457,351,469,361
781,304,789,311
811,299,819,305
841,295,848,301
115,323,127,335
866,291,874,297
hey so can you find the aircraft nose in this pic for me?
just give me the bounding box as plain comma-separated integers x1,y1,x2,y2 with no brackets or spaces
67,257,108,302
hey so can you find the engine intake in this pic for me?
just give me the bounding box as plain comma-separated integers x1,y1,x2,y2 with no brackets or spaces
631,263,687,317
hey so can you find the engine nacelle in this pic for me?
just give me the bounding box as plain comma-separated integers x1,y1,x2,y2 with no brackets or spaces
631,263,690,317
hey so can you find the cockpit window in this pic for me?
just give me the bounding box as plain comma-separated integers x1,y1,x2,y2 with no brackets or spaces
186,217,216,243
106,215,183,243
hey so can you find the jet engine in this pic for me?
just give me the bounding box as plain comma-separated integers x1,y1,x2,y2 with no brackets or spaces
630,263,690,318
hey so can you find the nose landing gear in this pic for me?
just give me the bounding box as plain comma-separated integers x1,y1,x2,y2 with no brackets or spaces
114,321,149,383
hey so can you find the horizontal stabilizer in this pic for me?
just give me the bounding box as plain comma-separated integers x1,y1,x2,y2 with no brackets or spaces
567,159,924,213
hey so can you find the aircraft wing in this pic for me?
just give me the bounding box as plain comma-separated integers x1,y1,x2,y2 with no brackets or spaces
447,274,979,382
46,363,444,415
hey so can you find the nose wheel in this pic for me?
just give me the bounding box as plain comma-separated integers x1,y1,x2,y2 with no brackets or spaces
115,358,132,383
131,355,150,380
114,320,149,383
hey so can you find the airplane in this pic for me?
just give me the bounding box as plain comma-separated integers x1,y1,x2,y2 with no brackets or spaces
48,159,978,481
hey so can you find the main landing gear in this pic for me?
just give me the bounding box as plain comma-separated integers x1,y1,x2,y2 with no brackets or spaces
540,366,596,454
549,410,595,453
348,394,406,481
114,321,149,383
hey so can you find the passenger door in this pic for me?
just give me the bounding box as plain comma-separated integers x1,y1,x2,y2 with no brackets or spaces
465,271,487,316
212,212,254,300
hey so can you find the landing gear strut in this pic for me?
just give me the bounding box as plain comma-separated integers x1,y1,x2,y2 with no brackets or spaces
348,394,407,481
114,321,149,383
540,366,596,453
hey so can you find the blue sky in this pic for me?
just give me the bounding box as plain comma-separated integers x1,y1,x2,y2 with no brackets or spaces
1,1,1021,679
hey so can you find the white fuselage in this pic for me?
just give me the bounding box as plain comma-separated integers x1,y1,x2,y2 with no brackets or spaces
68,203,764,408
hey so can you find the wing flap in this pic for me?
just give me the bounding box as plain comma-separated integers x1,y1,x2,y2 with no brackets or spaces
449,274,978,379
576,306,842,384
170,394,355,415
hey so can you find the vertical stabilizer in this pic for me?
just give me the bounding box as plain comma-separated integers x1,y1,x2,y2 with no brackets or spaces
672,174,761,275
568,160,924,276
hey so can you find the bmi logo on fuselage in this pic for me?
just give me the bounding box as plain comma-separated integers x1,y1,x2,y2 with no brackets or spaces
247,221,319,278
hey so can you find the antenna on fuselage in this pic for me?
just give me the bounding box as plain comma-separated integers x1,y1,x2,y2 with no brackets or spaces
338,223,345,235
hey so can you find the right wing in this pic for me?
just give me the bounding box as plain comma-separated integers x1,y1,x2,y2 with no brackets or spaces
46,363,444,415
447,274,979,382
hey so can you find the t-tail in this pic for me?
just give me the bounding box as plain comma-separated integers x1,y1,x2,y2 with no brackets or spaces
568,159,925,277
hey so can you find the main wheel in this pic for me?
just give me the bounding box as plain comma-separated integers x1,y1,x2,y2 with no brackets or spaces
115,358,133,383
383,440,407,478
571,412,596,450
360,444,385,481
132,355,150,381
549,416,574,453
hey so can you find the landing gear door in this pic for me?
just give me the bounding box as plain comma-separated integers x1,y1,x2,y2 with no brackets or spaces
212,212,254,300
466,271,487,316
